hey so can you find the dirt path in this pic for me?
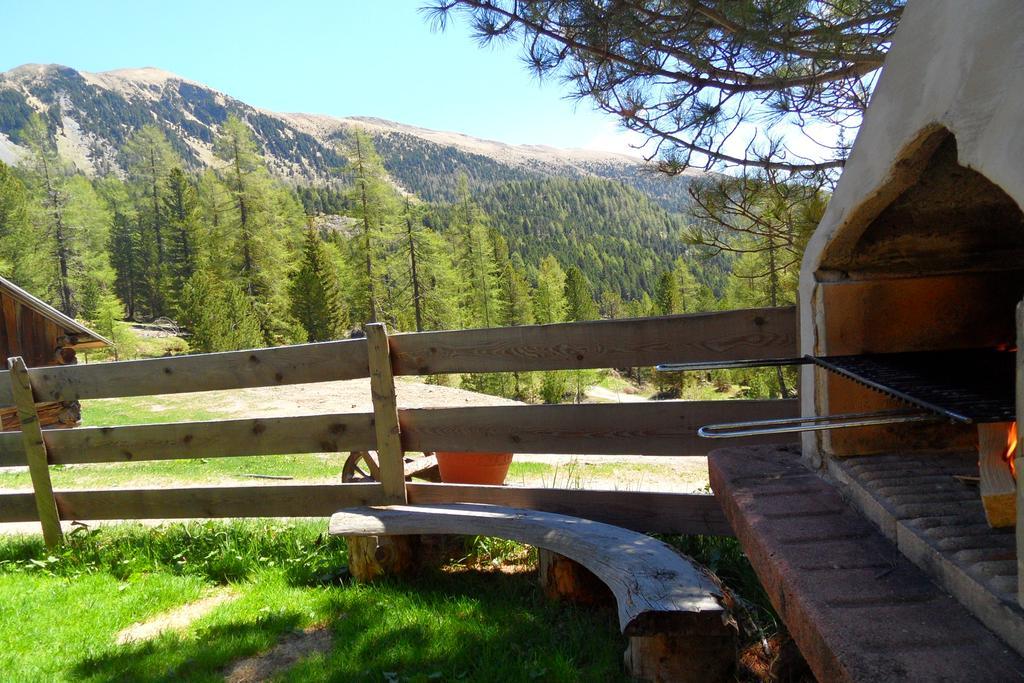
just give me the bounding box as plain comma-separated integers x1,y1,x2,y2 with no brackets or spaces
115,589,237,644
584,385,648,403
183,379,709,492
223,625,333,682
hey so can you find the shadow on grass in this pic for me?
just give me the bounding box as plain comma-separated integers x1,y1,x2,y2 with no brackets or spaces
70,569,625,683
72,611,306,683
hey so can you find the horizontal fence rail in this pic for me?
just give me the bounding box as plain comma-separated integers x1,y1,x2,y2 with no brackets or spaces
0,484,731,537
399,400,798,455
0,338,371,405
0,308,800,541
390,306,796,375
0,400,797,467
0,413,377,466
0,483,387,522
0,306,795,407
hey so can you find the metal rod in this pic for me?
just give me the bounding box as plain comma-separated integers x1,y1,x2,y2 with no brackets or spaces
656,357,810,373
698,409,942,439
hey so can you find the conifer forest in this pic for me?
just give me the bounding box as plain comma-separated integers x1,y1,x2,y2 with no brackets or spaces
0,110,813,401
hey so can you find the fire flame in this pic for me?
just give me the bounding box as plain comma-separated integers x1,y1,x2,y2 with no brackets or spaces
1004,422,1018,479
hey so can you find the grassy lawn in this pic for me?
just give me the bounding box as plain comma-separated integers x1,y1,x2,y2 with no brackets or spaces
0,521,625,682
0,396,350,490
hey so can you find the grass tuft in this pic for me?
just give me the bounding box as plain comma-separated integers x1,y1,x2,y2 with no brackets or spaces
0,521,625,682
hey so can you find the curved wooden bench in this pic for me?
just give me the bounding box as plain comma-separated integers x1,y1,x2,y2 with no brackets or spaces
329,503,730,638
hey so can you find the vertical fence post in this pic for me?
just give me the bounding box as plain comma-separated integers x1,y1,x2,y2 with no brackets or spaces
364,324,407,504
7,356,62,547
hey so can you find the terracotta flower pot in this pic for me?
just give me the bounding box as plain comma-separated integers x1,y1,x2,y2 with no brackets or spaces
435,451,513,485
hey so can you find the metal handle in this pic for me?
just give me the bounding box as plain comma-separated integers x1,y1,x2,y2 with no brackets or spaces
656,357,809,373
698,409,942,439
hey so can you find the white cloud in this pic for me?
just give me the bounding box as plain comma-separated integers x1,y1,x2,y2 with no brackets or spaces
581,121,654,159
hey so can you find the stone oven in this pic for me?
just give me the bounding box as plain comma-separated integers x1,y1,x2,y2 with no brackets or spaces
797,0,1024,654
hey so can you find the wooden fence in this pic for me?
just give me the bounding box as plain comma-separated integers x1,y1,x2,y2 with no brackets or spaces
0,306,798,546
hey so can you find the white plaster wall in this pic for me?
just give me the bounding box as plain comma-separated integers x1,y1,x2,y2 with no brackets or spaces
798,0,1024,459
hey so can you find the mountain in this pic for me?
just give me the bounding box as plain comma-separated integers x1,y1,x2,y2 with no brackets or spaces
0,64,700,209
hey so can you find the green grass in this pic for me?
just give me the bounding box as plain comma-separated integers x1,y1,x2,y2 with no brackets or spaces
80,396,219,426
0,521,624,682
0,454,351,490
506,460,700,491
0,397,348,490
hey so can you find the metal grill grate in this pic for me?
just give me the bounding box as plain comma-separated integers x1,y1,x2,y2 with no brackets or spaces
811,349,1015,424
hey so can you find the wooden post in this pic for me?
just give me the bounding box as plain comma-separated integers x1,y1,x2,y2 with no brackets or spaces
364,323,406,503
346,535,419,582
1016,301,1024,606
538,548,614,605
624,633,736,683
7,356,62,547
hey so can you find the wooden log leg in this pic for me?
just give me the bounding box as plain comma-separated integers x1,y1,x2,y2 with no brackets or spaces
538,548,614,605
345,535,418,582
624,633,735,683
417,533,465,566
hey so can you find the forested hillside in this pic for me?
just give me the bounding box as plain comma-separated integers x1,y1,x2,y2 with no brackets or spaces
0,63,766,401
472,177,687,298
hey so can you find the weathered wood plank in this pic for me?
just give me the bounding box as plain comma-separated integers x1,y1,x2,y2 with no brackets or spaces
0,413,376,467
406,483,733,536
0,483,387,522
0,310,795,406
330,503,731,638
390,306,796,375
7,357,62,547
2,295,20,357
365,324,406,503
0,338,370,406
401,399,798,456
0,399,795,466
0,483,733,537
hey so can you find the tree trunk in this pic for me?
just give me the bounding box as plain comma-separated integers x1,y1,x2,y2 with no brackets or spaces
407,212,424,332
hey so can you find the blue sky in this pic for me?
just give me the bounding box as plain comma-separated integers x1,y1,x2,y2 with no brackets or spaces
0,0,645,155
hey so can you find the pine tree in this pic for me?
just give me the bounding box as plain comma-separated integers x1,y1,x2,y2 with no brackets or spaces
654,270,681,315
499,263,534,327
0,160,39,288
124,125,178,315
401,200,429,332
290,225,347,342
213,115,303,343
451,176,499,328
599,290,625,320
344,130,396,324
64,176,116,320
533,254,566,324
179,269,263,352
391,200,459,332
563,266,598,322
674,255,715,313
163,167,202,311
19,114,76,315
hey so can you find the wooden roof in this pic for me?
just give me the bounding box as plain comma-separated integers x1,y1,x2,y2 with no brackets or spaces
0,276,112,349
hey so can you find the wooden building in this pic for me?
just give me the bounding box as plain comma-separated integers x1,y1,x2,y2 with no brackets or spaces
0,275,112,429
